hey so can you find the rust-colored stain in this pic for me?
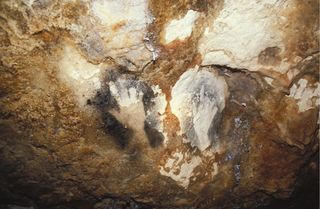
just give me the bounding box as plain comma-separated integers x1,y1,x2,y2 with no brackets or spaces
111,21,126,32
281,0,319,61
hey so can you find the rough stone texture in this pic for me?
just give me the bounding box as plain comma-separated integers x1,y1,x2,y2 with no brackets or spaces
0,0,318,209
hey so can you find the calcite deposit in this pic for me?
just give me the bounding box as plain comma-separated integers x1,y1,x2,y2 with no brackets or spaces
0,0,318,209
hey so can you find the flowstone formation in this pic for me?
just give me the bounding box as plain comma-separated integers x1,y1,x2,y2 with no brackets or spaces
0,0,319,209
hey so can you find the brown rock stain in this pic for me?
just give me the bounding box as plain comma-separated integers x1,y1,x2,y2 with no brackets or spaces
281,0,319,62
258,47,282,66
259,67,291,87
145,0,224,88
62,2,88,20
0,3,28,34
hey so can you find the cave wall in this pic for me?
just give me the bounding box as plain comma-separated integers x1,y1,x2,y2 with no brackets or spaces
0,0,319,208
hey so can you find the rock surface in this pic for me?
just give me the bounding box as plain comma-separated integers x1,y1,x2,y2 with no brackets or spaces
0,0,318,209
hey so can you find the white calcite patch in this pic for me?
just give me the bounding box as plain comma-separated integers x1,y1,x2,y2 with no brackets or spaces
289,79,320,112
198,0,293,73
170,67,228,151
159,151,202,188
90,0,153,69
58,45,101,106
264,77,274,85
151,85,167,115
92,0,150,27
164,10,199,44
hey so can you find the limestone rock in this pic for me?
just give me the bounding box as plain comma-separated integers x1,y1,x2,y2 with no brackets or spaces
0,0,318,209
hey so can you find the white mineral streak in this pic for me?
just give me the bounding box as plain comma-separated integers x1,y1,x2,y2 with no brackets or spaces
286,68,300,81
21,0,35,8
212,162,219,177
58,45,101,106
198,0,293,73
91,0,153,67
264,77,274,85
159,151,202,188
289,79,320,112
164,10,199,44
170,67,227,151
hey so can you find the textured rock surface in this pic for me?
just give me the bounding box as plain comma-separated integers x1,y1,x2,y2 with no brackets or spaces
0,0,318,209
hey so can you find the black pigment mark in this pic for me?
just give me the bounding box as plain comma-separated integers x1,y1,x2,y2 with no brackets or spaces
88,88,119,112
141,83,155,113
207,110,222,145
144,121,164,148
140,83,165,148
105,66,135,82
183,83,222,148
88,66,166,149
102,112,132,149
184,117,198,145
